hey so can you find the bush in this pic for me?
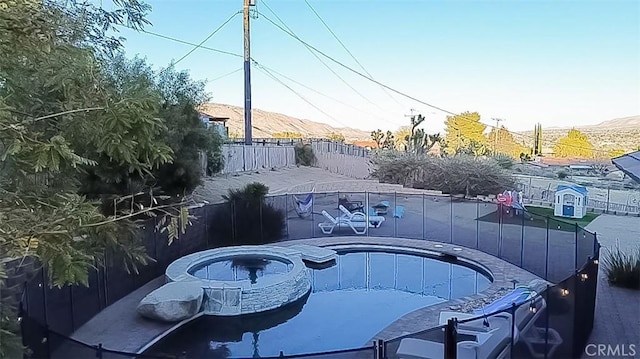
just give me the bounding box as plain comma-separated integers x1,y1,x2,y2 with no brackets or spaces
492,154,515,169
603,246,640,290
372,153,516,196
210,183,285,247
294,143,316,166
557,170,569,179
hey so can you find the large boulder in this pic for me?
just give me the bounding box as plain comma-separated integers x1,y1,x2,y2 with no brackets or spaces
137,281,203,322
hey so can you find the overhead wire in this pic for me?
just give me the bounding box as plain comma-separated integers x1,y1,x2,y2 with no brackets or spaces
210,67,243,82
251,59,388,122
303,0,405,108
259,0,388,113
254,64,345,127
258,12,610,154
171,11,242,66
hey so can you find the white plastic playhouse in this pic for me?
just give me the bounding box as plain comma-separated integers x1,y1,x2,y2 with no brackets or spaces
554,185,589,219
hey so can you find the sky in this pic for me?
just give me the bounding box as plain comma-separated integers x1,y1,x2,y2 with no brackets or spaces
114,0,640,134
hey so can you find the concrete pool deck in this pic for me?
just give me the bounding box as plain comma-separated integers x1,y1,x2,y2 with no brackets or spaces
69,237,544,354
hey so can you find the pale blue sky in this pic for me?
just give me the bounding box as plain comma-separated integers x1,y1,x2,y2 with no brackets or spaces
115,0,640,133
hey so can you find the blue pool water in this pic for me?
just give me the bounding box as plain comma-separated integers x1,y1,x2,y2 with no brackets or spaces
145,250,492,358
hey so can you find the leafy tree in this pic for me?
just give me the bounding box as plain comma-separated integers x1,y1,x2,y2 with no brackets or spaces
553,129,594,158
326,132,345,142
393,126,411,151
443,112,488,156
487,126,527,158
0,1,195,355
272,131,304,139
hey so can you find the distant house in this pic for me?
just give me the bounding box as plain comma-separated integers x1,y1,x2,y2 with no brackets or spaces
554,185,588,219
198,112,229,139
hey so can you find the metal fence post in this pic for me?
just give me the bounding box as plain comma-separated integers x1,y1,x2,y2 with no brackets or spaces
96,343,103,359
545,216,550,280
476,199,480,249
520,210,525,267
444,318,458,359
574,223,579,271
544,285,551,359
449,195,453,243
422,193,426,240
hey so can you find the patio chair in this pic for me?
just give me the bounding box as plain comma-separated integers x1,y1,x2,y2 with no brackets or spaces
292,193,313,218
372,200,391,215
396,314,512,359
338,195,364,212
338,205,385,228
394,205,405,218
318,210,368,235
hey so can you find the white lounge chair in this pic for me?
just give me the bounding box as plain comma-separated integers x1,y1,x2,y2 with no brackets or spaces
318,210,368,235
338,205,385,228
396,315,512,359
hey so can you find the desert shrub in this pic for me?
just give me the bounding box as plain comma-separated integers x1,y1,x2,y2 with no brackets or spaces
492,154,515,169
372,153,516,196
294,143,316,166
557,170,568,179
602,246,640,290
210,183,285,247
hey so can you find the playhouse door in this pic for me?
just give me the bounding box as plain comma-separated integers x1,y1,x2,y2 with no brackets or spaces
563,205,574,217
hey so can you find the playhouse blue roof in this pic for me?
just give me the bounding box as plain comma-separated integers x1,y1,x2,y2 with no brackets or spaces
556,185,588,196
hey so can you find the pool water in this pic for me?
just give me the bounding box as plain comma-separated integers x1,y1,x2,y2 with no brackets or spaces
189,256,293,283
146,250,491,358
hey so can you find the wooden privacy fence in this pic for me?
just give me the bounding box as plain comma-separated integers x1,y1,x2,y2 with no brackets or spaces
200,140,372,177
218,144,296,173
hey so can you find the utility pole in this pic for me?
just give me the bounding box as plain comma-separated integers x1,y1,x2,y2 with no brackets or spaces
492,118,505,155
243,0,254,145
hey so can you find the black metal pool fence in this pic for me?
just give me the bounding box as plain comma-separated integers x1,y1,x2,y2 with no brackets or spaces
16,192,600,359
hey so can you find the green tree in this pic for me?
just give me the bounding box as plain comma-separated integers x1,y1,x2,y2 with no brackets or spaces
393,126,411,151
272,131,304,139
443,112,488,156
487,126,527,158
553,129,594,158
382,130,395,150
326,132,345,142
608,148,626,159
0,1,194,355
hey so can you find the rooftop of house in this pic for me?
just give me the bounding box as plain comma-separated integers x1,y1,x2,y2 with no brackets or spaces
612,150,640,183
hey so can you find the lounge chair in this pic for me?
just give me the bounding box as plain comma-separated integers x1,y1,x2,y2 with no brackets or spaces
338,196,364,212
396,315,512,359
338,205,385,228
394,205,405,218
292,193,313,218
318,210,368,235
372,200,391,215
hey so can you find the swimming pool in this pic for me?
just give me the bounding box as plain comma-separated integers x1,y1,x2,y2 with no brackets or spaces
144,248,492,358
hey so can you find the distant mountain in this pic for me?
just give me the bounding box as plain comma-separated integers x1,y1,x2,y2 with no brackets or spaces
519,115,640,152
585,115,640,129
199,103,371,141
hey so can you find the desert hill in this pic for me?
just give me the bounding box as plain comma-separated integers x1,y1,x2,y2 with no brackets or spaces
519,115,640,152
199,103,371,141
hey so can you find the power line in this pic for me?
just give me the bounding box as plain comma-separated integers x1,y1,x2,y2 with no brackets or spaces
122,26,242,58
303,0,404,108
254,65,345,127
210,68,243,82
258,13,609,154
251,59,388,122
172,11,241,66
259,1,386,112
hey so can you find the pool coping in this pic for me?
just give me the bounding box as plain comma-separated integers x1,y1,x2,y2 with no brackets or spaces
69,237,546,354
